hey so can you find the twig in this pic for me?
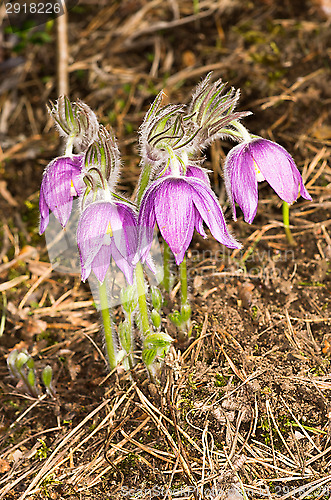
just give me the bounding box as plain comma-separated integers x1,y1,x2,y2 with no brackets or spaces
56,0,69,96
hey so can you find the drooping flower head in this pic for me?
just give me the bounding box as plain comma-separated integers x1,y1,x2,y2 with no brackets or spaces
138,173,240,266
224,137,312,224
39,154,84,234
76,123,138,284
77,200,138,284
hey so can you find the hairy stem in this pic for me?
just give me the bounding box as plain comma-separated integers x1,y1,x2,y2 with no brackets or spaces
179,255,188,307
230,120,251,142
126,314,135,370
135,262,151,338
137,164,152,206
282,201,296,246
65,133,75,156
99,280,117,369
163,240,172,293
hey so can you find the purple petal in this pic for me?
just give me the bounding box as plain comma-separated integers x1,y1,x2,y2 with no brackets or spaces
153,178,195,264
41,156,83,228
188,177,241,249
137,185,157,263
194,207,207,238
224,143,258,224
70,154,84,169
250,139,312,203
291,163,312,201
77,201,136,284
186,165,211,186
91,244,112,283
80,261,91,282
39,186,49,234
110,240,134,285
77,202,111,273
144,252,157,274
112,203,138,263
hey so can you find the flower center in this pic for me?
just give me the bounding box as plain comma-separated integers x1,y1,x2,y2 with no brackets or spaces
70,179,78,196
103,221,113,245
254,161,265,182
106,222,113,237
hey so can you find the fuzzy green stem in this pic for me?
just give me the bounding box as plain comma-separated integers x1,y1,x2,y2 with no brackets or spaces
65,133,75,156
98,280,117,369
231,120,251,142
177,254,192,338
163,240,172,293
135,262,151,338
282,201,296,246
126,314,135,370
137,164,152,206
180,255,188,307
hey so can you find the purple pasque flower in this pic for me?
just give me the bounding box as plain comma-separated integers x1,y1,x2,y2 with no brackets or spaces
224,138,312,224
39,155,84,234
138,175,240,266
77,201,138,284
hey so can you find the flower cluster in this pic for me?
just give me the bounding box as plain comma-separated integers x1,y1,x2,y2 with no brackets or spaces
38,75,311,375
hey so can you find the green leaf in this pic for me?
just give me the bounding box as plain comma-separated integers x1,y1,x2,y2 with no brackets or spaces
142,348,157,366
42,365,53,388
118,320,132,353
144,332,173,349
169,310,183,328
27,369,36,389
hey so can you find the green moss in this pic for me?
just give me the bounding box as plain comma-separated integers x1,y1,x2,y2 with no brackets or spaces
214,373,227,387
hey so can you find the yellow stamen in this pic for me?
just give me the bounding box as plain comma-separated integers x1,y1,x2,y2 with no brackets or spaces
106,221,113,237
253,160,265,182
70,179,77,196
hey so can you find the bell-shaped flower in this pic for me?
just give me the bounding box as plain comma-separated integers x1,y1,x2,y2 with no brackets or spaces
224,138,312,224
77,201,138,284
39,155,84,234
137,175,240,266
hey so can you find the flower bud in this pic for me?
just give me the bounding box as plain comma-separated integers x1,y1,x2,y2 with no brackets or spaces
187,72,250,149
150,286,162,311
151,309,161,329
118,320,132,353
42,365,53,389
7,349,19,377
181,303,192,322
15,352,29,371
48,96,99,151
169,310,183,328
27,369,37,390
84,126,121,183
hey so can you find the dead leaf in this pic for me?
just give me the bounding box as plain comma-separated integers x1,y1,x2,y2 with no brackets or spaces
0,458,10,473
237,282,254,309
